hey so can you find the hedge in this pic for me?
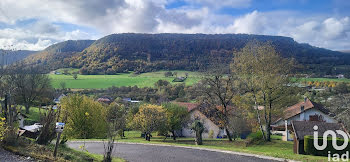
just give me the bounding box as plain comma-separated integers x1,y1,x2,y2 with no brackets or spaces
304,135,350,156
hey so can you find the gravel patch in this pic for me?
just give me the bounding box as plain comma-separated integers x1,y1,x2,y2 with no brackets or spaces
0,146,35,162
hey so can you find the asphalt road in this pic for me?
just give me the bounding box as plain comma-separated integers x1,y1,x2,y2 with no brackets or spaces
67,142,279,162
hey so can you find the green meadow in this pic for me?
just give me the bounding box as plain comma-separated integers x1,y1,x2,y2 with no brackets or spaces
49,70,202,89
297,77,350,83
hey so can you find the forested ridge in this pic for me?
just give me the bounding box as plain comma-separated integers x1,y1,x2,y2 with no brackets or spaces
25,33,350,75
0,49,37,65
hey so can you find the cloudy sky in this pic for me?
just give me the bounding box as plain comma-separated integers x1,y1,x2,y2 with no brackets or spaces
0,0,349,51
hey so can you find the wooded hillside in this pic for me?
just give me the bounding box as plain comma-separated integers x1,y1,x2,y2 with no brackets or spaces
25,33,350,75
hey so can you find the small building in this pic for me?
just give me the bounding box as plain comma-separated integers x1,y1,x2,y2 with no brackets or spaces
122,98,141,103
97,96,112,104
336,74,345,79
173,102,228,139
272,98,337,141
172,77,186,82
291,121,349,154
53,94,66,104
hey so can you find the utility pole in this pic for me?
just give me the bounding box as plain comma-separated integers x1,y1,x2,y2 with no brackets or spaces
53,132,62,158
53,122,65,158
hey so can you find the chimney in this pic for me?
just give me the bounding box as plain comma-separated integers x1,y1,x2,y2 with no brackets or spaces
304,97,307,103
300,105,305,121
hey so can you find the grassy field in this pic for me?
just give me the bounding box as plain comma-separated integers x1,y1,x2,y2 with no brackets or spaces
298,77,350,83
72,131,327,162
49,70,202,89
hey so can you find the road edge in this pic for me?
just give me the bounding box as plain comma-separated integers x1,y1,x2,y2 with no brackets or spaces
68,141,299,162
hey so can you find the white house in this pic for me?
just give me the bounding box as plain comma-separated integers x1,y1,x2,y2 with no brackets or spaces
272,98,337,141
173,102,227,139
53,94,66,104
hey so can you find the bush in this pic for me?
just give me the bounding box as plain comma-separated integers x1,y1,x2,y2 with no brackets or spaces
208,130,214,138
246,131,264,145
304,135,350,156
0,117,6,142
60,94,108,139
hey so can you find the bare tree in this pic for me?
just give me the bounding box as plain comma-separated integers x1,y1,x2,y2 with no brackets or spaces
201,73,238,141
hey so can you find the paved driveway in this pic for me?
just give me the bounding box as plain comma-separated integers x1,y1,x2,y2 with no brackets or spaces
67,142,281,162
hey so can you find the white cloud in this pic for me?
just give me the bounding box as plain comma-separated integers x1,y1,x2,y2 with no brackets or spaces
0,0,349,51
0,38,52,51
185,0,251,9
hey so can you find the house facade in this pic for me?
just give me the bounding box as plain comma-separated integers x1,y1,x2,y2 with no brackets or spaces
173,102,227,138
272,98,337,141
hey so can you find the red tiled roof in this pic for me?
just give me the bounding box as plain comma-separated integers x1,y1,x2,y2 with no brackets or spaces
173,102,199,112
283,98,331,120
97,98,111,102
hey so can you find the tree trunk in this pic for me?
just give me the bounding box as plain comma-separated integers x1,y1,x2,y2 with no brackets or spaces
4,94,8,122
25,104,30,114
253,93,266,141
172,130,176,140
195,132,202,145
145,133,151,141
262,92,269,142
225,127,233,141
266,99,273,142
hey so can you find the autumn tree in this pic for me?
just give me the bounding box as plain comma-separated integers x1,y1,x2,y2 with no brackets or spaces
60,94,107,139
232,42,295,141
162,103,189,140
132,104,166,141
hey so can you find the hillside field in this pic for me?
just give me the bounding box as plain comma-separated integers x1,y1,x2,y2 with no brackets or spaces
49,70,202,89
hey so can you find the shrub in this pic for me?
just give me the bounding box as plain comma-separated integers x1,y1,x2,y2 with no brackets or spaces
208,130,214,138
0,117,7,142
60,94,108,139
304,135,350,156
246,131,264,145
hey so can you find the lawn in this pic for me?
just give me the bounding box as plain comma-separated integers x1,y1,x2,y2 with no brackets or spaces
49,70,202,89
72,131,328,162
20,107,48,125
